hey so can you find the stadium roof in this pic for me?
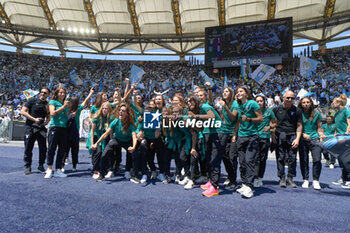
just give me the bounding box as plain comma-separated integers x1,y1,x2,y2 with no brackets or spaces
0,0,349,56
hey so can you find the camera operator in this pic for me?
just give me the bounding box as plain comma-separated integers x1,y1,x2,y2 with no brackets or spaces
21,87,51,175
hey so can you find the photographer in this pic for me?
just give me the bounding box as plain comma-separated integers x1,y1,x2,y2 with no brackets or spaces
21,87,51,175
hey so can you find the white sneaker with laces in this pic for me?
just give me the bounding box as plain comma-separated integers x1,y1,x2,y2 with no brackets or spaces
179,176,190,185
224,179,230,186
195,176,208,184
105,171,114,179
124,171,131,180
184,180,194,190
341,181,350,189
241,186,254,198
302,180,309,188
54,169,67,178
44,169,53,179
141,174,148,183
236,184,248,194
329,164,334,169
313,180,321,190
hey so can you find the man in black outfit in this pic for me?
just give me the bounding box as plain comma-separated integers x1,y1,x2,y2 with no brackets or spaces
20,87,51,175
272,91,302,188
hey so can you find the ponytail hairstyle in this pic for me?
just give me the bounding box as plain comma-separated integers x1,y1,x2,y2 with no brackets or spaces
337,94,347,106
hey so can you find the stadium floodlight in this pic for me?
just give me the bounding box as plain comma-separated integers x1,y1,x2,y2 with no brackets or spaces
73,28,78,33
91,29,95,34
1,20,5,24
50,27,53,30
80,28,85,33
61,27,65,31
85,28,90,34
68,27,72,32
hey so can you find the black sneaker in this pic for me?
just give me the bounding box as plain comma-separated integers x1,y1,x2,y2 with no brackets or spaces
24,167,31,175
130,177,140,184
37,165,45,173
226,182,238,191
279,177,287,188
286,177,297,188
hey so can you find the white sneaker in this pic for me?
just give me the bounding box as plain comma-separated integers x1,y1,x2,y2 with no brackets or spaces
184,180,194,190
332,178,343,185
54,169,67,178
179,176,190,185
105,171,114,179
236,184,248,194
195,176,208,184
313,180,321,190
224,179,230,186
329,164,334,169
341,181,350,189
92,173,100,180
44,169,53,179
150,171,157,180
124,171,131,180
141,174,148,183
61,168,65,173
241,186,254,198
302,180,309,188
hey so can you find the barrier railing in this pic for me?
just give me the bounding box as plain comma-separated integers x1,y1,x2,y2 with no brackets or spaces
0,117,10,143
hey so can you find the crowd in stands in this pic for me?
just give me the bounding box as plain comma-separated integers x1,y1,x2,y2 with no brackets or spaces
0,49,350,121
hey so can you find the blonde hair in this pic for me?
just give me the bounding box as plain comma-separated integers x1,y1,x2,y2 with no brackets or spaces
336,94,347,106
94,102,112,131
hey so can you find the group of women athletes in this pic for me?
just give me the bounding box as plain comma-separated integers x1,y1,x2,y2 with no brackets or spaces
42,79,350,198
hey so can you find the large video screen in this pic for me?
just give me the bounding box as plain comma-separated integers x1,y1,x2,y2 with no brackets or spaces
205,17,293,66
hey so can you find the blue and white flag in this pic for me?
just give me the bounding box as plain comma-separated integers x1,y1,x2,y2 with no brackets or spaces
69,69,83,86
199,70,214,87
224,70,228,88
48,75,54,90
98,77,104,92
251,64,276,85
300,56,320,79
22,89,39,100
130,65,145,84
240,59,246,79
318,134,350,157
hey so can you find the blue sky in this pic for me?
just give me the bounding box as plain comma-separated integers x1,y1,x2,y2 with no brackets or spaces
0,30,349,62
